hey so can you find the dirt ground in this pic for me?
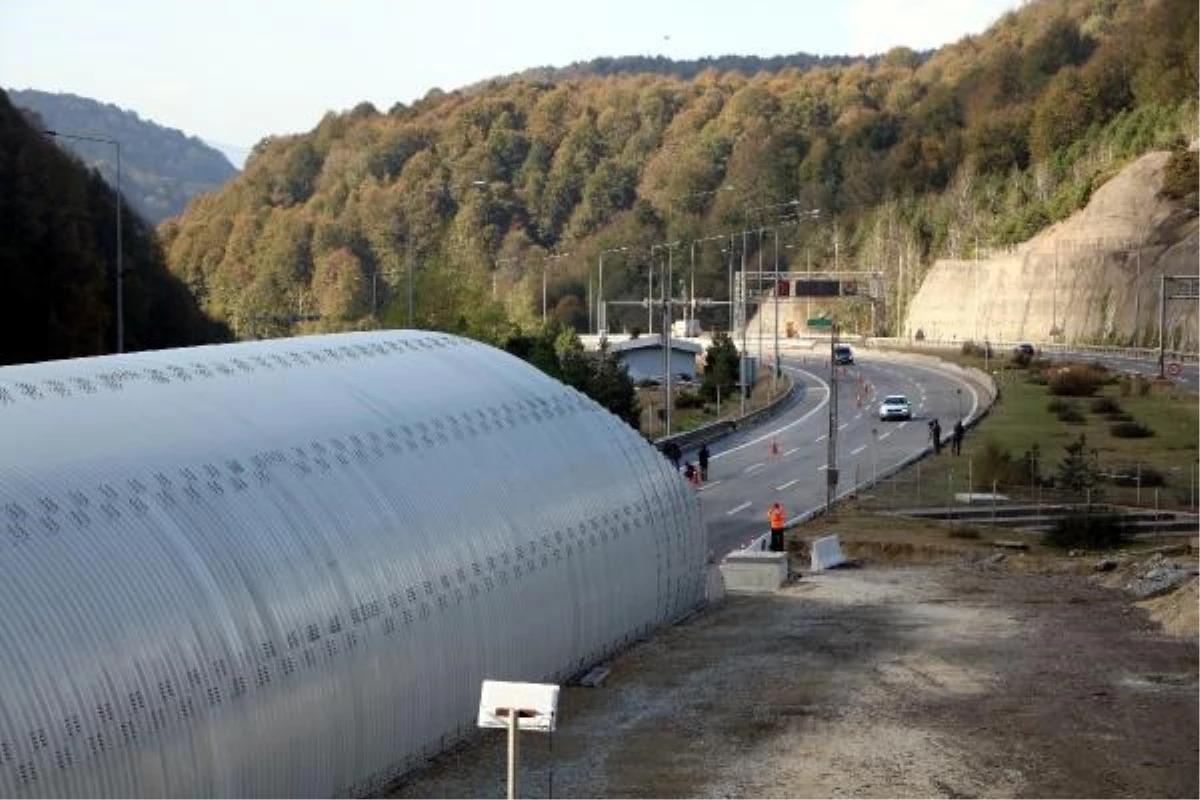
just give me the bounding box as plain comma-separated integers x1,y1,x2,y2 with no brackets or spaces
389,537,1198,799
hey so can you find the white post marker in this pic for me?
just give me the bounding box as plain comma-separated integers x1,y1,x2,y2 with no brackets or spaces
478,680,560,799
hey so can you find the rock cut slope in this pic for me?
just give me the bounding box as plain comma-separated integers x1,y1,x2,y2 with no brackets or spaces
906,151,1199,349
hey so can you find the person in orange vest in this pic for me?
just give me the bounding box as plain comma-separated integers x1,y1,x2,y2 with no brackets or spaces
767,501,787,552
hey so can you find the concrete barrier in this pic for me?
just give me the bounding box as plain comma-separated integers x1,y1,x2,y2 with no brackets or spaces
719,550,787,593
810,534,847,571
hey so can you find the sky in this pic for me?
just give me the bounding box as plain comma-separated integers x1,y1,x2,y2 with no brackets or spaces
2,0,1022,151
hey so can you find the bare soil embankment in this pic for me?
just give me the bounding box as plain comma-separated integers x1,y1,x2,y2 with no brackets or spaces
390,537,1198,799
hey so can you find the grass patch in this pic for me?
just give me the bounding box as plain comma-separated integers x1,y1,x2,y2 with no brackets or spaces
867,351,1198,510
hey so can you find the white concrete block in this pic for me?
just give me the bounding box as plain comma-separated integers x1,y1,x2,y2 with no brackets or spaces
719,551,787,593
811,534,847,571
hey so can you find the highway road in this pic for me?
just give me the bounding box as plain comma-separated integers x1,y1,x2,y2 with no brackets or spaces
683,351,984,557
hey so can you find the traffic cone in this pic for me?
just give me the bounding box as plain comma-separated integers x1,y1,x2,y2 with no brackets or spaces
769,439,780,457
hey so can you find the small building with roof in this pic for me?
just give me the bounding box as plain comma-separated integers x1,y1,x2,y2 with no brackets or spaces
607,334,703,383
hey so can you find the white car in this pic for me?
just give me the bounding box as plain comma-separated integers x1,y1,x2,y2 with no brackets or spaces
878,394,912,421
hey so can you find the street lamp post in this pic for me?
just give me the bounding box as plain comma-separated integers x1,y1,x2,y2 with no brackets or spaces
597,246,631,335
541,252,571,324
651,241,680,435
45,129,123,352
771,209,820,393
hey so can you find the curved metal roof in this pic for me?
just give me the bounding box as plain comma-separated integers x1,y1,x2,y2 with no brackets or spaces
0,330,708,797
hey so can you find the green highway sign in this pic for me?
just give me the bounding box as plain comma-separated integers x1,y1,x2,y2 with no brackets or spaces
806,318,832,328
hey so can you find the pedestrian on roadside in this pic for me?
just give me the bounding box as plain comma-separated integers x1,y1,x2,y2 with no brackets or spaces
698,443,710,482
952,419,965,456
683,462,700,488
767,501,787,552
929,419,942,454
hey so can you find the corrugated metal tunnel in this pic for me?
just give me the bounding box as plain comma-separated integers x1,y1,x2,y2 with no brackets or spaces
0,330,709,797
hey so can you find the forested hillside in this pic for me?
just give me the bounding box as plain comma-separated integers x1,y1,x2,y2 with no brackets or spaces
0,91,231,365
160,0,1197,343
10,89,238,224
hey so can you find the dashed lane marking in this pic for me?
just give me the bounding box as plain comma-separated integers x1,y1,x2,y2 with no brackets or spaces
745,463,766,474
726,501,752,516
775,479,799,490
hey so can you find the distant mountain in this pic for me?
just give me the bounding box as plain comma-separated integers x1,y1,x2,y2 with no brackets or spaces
205,138,252,170
8,89,238,224
0,89,231,365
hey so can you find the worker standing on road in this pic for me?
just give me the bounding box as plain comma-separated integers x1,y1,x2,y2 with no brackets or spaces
767,502,787,552
698,443,710,482
952,419,965,456
929,419,942,454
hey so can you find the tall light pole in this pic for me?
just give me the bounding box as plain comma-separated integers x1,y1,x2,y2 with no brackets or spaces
541,252,571,324
651,241,680,435
45,130,123,352
772,209,820,393
597,246,631,335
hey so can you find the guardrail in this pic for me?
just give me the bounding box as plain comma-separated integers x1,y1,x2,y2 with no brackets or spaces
653,375,799,454
867,338,1199,365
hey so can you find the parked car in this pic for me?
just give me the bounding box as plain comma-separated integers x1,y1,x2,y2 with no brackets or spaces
834,344,854,365
1013,343,1037,358
878,394,912,421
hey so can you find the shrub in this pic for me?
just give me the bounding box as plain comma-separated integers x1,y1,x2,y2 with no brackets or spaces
1012,350,1032,368
1106,411,1133,422
961,340,993,358
674,390,704,410
1090,397,1122,414
1048,365,1104,396
1047,397,1071,414
947,526,982,540
975,439,1020,486
1057,406,1086,424
1042,510,1129,550
1110,420,1153,438
1108,464,1165,487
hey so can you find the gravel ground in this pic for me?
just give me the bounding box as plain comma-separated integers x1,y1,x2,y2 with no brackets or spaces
389,554,1198,799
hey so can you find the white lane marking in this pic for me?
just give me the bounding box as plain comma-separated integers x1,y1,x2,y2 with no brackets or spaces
815,434,827,442
745,463,765,474
697,480,722,492
817,465,828,471
838,423,849,430
850,445,866,455
711,367,830,460
879,432,892,440
726,501,752,516
782,447,799,457
775,479,799,490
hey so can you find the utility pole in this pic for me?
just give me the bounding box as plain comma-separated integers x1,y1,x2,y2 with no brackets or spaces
825,322,840,514
739,231,749,417
664,242,675,436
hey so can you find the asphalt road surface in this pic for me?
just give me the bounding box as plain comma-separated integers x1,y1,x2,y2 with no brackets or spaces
685,352,982,557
